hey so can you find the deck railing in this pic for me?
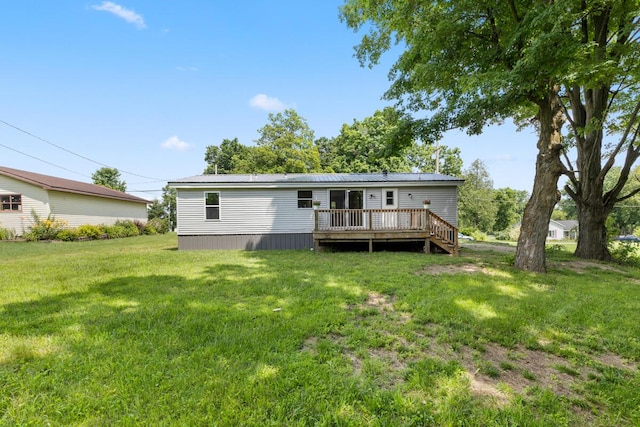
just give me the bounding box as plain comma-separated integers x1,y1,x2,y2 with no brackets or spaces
314,208,425,231
314,208,458,247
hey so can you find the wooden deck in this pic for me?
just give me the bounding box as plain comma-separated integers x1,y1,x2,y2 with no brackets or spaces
313,209,459,254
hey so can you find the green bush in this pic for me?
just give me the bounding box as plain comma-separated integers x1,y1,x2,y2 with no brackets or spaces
470,230,488,241
0,225,16,240
102,225,126,239
133,219,146,234
23,211,68,241
610,242,640,265
57,228,80,241
494,230,511,241
459,227,477,236
113,220,140,237
508,225,521,241
145,218,169,235
77,224,104,240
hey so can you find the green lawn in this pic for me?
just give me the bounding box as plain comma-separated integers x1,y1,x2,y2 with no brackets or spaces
1,235,639,426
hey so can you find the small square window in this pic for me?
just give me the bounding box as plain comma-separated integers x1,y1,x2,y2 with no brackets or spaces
298,190,313,208
385,191,394,206
0,194,21,212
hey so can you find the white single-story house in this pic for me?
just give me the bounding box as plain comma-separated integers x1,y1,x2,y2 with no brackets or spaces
0,166,149,235
169,172,464,253
548,219,579,240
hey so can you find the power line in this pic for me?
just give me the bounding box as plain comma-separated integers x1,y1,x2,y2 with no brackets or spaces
0,119,166,181
0,142,92,179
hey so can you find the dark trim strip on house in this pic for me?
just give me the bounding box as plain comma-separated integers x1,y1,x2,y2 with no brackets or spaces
178,233,314,251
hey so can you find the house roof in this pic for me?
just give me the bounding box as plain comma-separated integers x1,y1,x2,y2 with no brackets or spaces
170,172,464,188
552,219,579,230
0,166,149,204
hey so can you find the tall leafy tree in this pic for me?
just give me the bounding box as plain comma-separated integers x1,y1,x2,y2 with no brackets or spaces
340,1,639,272
494,188,527,231
92,167,126,192
234,109,322,173
321,108,463,175
409,144,464,177
161,184,177,231
203,138,249,174
458,160,497,231
323,108,414,173
147,185,176,231
603,166,640,236
558,3,640,260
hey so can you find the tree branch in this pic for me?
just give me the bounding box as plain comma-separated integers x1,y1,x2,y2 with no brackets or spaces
601,99,640,179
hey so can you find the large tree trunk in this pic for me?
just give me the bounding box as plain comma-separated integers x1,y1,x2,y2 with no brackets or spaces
572,125,612,260
575,204,610,260
514,92,565,273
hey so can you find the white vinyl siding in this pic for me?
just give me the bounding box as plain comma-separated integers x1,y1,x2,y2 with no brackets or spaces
1,174,147,236
397,187,458,226
0,175,50,233
177,188,326,235
175,185,459,236
48,191,147,228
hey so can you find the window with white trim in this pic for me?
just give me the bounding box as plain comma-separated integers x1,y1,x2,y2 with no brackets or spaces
297,190,313,208
205,192,220,220
383,189,398,209
0,194,22,212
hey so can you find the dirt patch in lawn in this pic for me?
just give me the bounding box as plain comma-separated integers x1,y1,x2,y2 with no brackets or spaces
549,259,627,275
301,289,639,417
461,242,516,253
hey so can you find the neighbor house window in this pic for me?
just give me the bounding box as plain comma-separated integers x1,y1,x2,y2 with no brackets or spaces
298,190,313,208
548,230,556,238
0,194,21,212
205,192,220,220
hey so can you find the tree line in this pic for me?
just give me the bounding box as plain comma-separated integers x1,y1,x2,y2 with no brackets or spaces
203,108,463,176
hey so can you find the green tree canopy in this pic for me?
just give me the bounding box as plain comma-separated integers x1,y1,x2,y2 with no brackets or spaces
203,138,249,174
494,188,528,231
92,167,126,192
340,0,640,271
321,108,463,175
458,160,497,232
242,109,322,173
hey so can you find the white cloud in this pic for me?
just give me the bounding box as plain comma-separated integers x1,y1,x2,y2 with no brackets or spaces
161,136,191,151
91,2,146,29
249,94,286,111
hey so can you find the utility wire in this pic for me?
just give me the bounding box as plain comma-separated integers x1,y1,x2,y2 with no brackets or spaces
0,119,166,181
0,142,93,179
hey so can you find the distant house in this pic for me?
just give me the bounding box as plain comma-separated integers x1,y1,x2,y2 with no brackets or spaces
548,219,579,240
0,166,148,235
169,172,464,253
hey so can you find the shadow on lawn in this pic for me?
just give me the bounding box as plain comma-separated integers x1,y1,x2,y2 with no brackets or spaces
2,249,639,425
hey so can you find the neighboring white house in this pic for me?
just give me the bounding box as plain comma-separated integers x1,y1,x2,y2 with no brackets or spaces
548,219,579,240
0,166,149,235
169,172,464,251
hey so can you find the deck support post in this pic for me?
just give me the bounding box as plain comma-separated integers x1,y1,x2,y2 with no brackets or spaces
369,238,373,253
424,238,430,254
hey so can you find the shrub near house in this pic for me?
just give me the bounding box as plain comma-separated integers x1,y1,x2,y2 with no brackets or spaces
17,215,170,242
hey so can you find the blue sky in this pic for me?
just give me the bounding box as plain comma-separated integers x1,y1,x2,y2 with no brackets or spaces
0,1,539,199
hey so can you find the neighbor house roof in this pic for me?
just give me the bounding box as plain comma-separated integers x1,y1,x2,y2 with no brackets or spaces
551,219,579,230
0,166,148,204
170,172,464,188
